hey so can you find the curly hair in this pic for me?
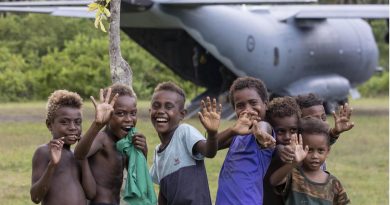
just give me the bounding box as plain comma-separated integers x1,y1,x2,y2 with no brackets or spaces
153,81,186,109
299,116,330,146
46,90,83,122
266,96,301,124
295,93,323,109
103,83,137,102
229,77,268,107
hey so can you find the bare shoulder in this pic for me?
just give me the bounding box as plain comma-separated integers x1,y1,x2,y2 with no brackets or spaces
92,130,111,146
96,130,112,145
92,130,116,153
32,144,50,159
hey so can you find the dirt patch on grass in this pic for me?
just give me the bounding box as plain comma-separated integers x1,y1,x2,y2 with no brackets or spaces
353,108,389,116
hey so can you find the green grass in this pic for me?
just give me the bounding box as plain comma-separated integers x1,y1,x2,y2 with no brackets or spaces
0,97,388,204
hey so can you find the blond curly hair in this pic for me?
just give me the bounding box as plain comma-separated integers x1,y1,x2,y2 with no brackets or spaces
46,90,83,122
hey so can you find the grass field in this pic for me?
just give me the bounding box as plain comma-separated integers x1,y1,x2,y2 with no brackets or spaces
0,96,388,205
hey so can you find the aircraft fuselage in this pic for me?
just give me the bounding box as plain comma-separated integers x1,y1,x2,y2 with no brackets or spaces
120,4,379,114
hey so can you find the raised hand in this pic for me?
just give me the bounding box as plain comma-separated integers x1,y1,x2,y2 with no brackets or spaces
291,134,308,164
198,97,222,135
132,133,148,158
332,103,354,135
49,137,64,165
231,111,257,135
252,120,276,148
278,144,295,164
90,88,119,125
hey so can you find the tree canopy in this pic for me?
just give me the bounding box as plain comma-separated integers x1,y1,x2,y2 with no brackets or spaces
0,14,201,101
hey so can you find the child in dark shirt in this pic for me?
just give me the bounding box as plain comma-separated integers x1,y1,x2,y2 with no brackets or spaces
263,96,301,205
270,117,350,205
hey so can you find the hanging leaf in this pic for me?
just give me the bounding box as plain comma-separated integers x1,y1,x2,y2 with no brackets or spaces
94,14,101,29
88,2,99,11
103,7,111,17
100,21,107,32
89,0,110,33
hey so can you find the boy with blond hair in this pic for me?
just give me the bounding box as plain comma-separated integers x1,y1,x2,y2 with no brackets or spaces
30,90,95,205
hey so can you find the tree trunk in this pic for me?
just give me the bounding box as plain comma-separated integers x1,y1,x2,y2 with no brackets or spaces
109,0,133,87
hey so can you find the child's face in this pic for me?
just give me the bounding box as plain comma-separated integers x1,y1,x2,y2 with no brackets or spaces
301,105,327,122
108,95,137,139
272,116,298,145
47,107,82,145
302,133,330,171
233,88,266,119
150,90,185,138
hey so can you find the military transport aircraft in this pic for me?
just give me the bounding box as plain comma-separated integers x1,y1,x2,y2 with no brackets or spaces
0,0,388,119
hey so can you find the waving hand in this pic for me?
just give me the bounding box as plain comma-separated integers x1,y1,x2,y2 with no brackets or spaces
198,97,222,135
90,88,119,125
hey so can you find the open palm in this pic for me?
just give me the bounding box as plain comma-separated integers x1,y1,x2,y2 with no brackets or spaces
91,88,118,125
333,103,354,134
231,111,257,135
198,97,222,134
291,134,308,163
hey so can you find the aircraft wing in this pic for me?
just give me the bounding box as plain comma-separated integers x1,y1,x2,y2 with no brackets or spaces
1,1,387,19
154,0,317,4
255,4,389,20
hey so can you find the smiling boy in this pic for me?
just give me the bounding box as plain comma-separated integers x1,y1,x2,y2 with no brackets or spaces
74,84,149,205
149,82,222,205
215,77,275,205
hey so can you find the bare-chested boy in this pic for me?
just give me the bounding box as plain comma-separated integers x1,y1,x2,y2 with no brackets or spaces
30,90,96,205
74,84,148,205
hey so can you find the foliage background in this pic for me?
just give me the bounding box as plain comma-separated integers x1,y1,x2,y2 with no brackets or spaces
0,13,388,102
0,14,200,101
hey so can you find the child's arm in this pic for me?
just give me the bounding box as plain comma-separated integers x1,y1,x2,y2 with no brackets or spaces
216,111,256,150
74,88,118,160
132,133,148,158
30,138,64,204
329,103,354,145
79,159,96,200
252,121,276,148
270,134,308,186
195,97,222,158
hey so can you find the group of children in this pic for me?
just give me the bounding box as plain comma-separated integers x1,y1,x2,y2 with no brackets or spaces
31,76,354,205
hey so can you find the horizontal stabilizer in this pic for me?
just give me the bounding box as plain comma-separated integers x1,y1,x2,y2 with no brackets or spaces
0,6,94,18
